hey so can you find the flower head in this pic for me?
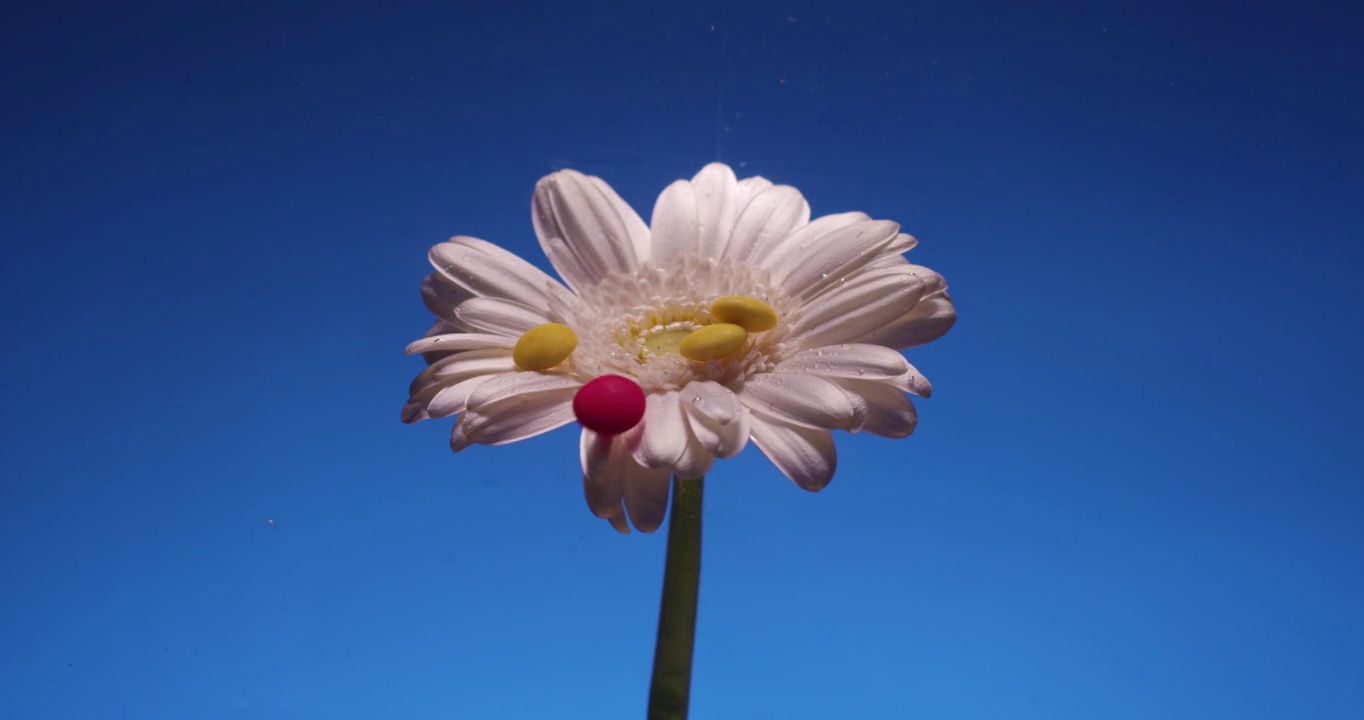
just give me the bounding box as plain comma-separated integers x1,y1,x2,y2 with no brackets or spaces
404,164,955,533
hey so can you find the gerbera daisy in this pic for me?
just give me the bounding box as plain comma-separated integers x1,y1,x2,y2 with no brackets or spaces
403,163,955,532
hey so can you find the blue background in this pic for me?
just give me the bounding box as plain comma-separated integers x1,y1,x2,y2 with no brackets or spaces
3,1,1361,718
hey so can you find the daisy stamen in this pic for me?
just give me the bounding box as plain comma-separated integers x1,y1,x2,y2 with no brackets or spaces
566,257,796,394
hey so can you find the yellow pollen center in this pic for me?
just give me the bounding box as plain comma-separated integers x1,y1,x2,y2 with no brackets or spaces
613,296,779,366
636,322,698,358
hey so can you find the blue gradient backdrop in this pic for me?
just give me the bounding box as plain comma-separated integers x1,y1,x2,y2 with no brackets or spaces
3,1,1361,718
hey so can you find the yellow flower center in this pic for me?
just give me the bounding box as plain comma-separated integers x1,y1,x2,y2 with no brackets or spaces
636,322,698,358
513,323,578,371
615,296,778,364
565,257,796,392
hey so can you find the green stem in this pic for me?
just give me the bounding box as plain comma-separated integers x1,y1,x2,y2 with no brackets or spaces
647,475,704,720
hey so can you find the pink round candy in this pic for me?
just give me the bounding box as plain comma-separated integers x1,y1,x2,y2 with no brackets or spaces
573,375,646,436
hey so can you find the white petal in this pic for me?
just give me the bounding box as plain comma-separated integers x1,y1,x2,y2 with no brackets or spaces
421,273,470,327
602,502,631,533
678,380,743,426
532,169,642,290
885,232,918,255
452,297,551,336
685,400,750,458
632,392,688,469
581,430,630,533
833,379,919,438
690,163,741,258
736,175,774,200
458,373,580,445
671,411,714,477
399,401,431,424
863,284,957,350
405,332,516,356
450,418,472,452
773,219,900,298
580,428,613,481
408,349,517,398
466,371,582,408
740,373,864,432
588,175,652,264
726,185,810,263
899,362,934,398
673,429,715,480
777,344,911,383
737,210,866,269
459,394,577,446
543,282,583,325
623,462,672,533
425,375,498,419
406,370,499,422
868,253,911,271
790,266,926,349
649,179,699,265
748,411,837,492
412,320,461,365
681,381,750,458
429,237,563,311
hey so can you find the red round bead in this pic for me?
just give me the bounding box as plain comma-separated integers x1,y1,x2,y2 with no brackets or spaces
573,375,646,436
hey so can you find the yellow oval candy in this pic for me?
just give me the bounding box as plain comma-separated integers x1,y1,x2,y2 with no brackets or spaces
710,295,778,332
513,323,578,371
679,323,747,361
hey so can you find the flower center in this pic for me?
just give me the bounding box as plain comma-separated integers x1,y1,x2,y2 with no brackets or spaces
555,255,799,393
636,322,697,358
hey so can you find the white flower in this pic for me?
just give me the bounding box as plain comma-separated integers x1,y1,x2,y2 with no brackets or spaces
404,163,955,533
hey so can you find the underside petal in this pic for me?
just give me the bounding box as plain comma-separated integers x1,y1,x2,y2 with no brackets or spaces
581,430,631,533
632,391,689,469
623,462,673,533
861,281,957,350
832,378,920,439
748,411,838,492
